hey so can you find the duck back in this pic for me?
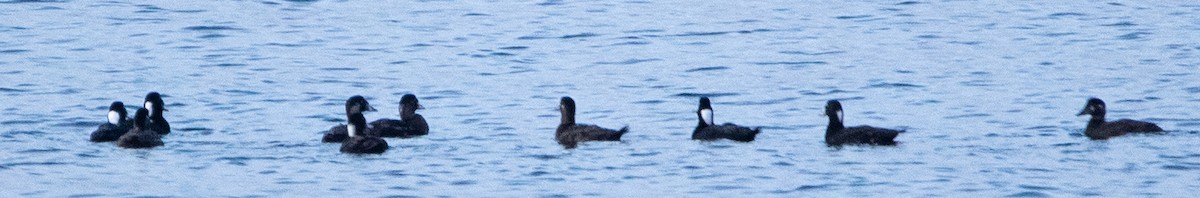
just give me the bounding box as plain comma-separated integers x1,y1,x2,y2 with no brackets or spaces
828,126,899,146
323,124,350,143
1085,119,1164,140
369,115,429,138
90,122,132,142
117,127,163,149
693,124,760,142
556,124,627,149
117,108,162,148
340,136,388,154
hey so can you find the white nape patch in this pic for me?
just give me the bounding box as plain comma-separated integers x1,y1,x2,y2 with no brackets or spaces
107,111,121,125
700,109,713,125
347,125,356,137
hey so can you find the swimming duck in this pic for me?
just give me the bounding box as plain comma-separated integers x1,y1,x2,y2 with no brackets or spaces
824,100,900,146
117,108,164,149
1077,97,1164,140
368,94,429,138
692,97,760,142
555,97,627,149
339,96,388,154
90,101,132,142
323,95,376,143
143,92,170,135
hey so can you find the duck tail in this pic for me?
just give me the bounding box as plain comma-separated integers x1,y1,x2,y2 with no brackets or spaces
879,130,900,144
614,126,629,139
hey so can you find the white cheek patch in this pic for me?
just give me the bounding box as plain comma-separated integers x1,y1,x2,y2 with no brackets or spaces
145,101,155,116
837,111,845,122
347,125,356,137
700,109,713,125
108,111,121,125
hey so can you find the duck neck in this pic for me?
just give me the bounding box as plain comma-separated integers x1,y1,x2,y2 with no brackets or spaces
1086,115,1105,131
826,114,844,138
347,112,367,137
150,106,165,120
561,109,574,126
401,106,417,121
134,114,148,131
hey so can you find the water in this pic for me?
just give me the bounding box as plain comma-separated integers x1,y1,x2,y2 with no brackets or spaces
2,0,1199,197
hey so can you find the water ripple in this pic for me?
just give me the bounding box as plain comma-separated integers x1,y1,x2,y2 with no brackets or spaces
2,1,1197,196
684,66,729,72
183,26,244,31
594,58,660,65
673,92,739,98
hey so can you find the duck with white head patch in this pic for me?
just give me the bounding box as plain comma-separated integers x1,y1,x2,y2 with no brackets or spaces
824,100,901,146
323,95,376,143
1077,97,1164,140
117,108,164,149
692,97,761,142
90,101,132,142
555,97,628,149
338,96,388,154
143,92,170,135
368,94,429,138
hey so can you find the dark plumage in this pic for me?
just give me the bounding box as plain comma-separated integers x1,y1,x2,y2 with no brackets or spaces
322,124,349,143
369,94,429,138
338,96,388,154
824,100,900,146
143,92,170,135
117,108,164,149
322,95,376,143
692,97,760,142
1077,98,1164,140
90,101,132,142
555,97,627,149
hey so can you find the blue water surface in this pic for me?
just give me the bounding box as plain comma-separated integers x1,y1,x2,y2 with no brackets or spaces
1,0,1199,197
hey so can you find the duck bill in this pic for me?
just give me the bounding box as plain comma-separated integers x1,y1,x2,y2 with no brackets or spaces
1076,109,1089,116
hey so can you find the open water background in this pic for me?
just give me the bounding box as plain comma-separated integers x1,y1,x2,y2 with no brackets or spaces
2,0,1199,197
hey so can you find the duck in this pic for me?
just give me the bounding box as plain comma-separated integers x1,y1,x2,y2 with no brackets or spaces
555,97,627,149
691,97,760,142
368,94,429,138
338,96,388,154
90,101,132,142
117,108,164,149
322,95,376,143
1077,97,1164,140
143,92,170,135
824,100,900,146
